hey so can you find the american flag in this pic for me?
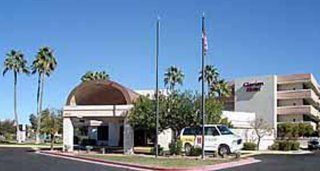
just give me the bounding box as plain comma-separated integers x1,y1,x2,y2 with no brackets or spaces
202,16,208,55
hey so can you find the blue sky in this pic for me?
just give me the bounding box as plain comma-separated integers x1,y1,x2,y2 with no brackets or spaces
0,0,319,124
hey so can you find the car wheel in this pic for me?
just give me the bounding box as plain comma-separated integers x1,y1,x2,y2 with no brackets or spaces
218,145,230,158
184,143,192,155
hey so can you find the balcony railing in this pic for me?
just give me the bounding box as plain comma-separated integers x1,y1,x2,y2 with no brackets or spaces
277,105,320,118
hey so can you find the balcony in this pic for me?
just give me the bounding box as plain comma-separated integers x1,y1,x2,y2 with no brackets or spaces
278,89,319,102
277,105,320,118
277,74,320,96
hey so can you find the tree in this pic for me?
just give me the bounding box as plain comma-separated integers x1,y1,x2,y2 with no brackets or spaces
251,118,272,150
31,47,57,144
81,71,109,82
3,50,29,143
198,65,219,93
40,109,62,150
128,94,167,142
163,91,198,140
29,114,38,130
128,91,229,141
164,66,184,91
0,119,16,139
194,95,230,126
210,79,231,98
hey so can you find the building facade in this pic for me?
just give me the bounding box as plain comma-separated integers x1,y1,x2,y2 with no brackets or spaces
225,73,320,130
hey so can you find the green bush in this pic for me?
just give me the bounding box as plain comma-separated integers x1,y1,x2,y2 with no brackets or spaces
269,140,300,151
277,123,314,138
169,140,183,155
151,145,164,156
269,141,280,150
188,147,202,156
291,141,300,150
243,142,257,150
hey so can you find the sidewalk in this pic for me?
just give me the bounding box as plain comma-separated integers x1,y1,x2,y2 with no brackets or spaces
38,150,261,171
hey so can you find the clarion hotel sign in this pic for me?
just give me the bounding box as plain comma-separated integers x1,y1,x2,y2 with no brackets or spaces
243,81,264,92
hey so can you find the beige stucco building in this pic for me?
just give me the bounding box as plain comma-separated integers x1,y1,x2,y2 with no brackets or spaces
225,73,320,129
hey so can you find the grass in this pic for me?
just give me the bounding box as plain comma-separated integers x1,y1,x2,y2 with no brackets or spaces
81,154,235,168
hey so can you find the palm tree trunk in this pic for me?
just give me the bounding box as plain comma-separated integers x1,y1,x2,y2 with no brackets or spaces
36,73,45,144
14,72,21,143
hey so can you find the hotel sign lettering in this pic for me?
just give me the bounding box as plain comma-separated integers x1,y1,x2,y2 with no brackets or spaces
243,81,264,92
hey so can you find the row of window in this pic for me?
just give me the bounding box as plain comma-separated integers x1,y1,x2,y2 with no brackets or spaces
182,126,233,136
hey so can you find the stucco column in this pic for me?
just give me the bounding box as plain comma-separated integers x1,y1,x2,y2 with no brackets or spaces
63,117,74,152
123,118,134,155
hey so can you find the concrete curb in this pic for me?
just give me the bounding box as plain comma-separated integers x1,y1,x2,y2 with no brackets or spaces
38,151,260,171
241,150,312,157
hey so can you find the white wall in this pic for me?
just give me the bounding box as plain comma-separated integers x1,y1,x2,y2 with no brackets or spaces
234,75,277,130
231,128,275,150
222,111,255,128
158,129,173,151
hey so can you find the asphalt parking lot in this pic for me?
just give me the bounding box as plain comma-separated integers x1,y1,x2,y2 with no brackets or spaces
2,147,320,171
0,147,125,171
223,152,320,171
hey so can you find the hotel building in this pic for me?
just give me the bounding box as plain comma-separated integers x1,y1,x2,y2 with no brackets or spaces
224,73,320,129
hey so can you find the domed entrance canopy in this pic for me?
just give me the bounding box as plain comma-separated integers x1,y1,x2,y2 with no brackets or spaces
66,80,139,106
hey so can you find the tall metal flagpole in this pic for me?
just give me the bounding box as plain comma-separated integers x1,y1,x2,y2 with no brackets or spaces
155,17,160,158
201,14,206,160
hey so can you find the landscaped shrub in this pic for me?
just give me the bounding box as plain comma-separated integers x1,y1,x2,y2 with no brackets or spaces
242,142,257,150
188,147,202,156
278,141,292,151
169,140,183,155
151,145,164,156
269,140,300,151
277,123,314,139
291,141,300,150
269,141,280,150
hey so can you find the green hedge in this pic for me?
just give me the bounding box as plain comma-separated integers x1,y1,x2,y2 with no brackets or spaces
169,140,183,155
243,142,257,150
187,147,202,156
151,145,164,156
277,123,314,138
269,140,300,151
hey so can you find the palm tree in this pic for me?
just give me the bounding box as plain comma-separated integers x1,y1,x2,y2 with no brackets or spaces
210,79,231,98
198,65,219,94
164,66,184,91
81,71,109,82
31,47,57,144
3,50,29,143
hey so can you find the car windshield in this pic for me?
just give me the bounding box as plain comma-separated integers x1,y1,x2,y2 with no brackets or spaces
217,125,233,135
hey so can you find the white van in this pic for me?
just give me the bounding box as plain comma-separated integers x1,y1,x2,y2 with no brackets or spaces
180,125,243,156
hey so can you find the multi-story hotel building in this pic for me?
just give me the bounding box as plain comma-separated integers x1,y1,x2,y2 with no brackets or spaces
225,73,320,130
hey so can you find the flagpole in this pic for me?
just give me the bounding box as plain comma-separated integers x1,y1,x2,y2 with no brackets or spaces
155,17,160,158
201,13,206,160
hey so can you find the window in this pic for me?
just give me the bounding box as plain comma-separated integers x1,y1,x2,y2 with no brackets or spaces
217,125,233,135
205,127,220,136
97,126,109,141
183,128,193,135
183,127,198,135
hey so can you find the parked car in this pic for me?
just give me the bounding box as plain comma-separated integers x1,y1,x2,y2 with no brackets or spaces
308,139,320,150
179,125,243,156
